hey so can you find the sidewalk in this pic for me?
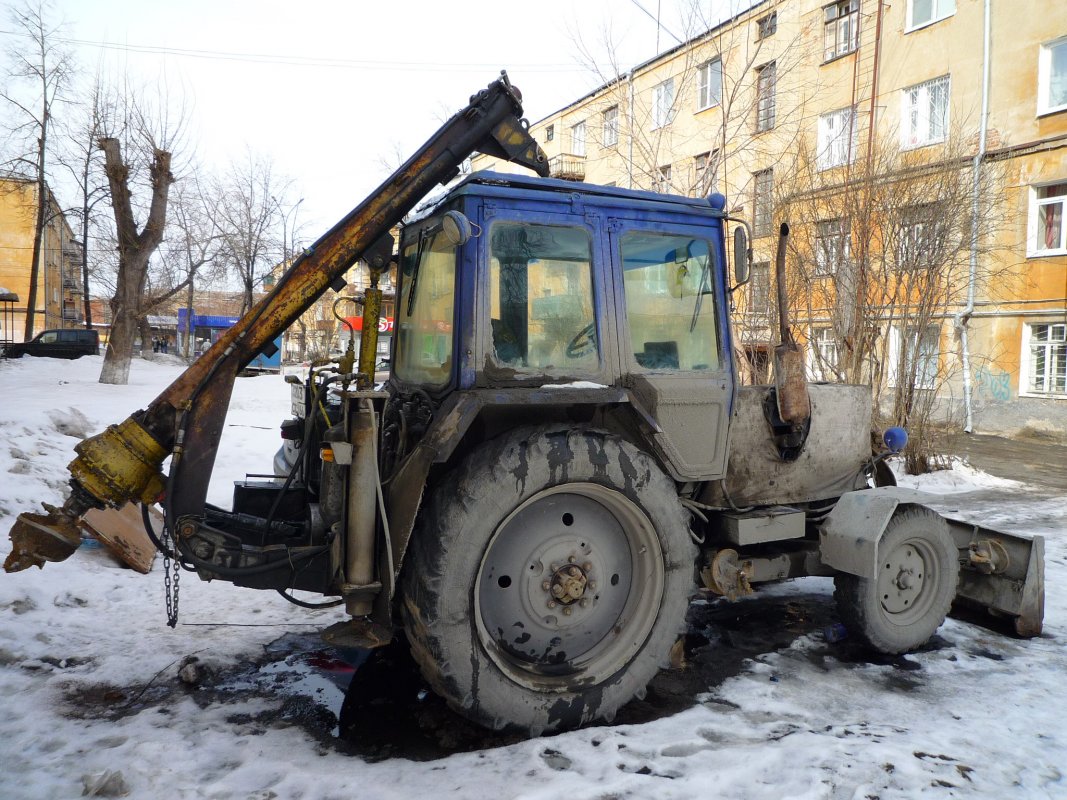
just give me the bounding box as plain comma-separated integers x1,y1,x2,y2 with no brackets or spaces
943,432,1067,492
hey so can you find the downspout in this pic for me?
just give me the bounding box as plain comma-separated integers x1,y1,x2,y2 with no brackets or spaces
627,69,636,189
958,0,991,433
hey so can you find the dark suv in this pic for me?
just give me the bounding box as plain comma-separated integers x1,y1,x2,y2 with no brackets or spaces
4,328,100,359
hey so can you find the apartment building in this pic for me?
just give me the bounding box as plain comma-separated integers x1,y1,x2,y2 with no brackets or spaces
0,176,85,342
472,0,1067,438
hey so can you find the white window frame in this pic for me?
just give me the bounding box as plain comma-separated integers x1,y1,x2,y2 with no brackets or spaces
1027,182,1067,257
808,326,839,380
815,219,850,276
570,120,586,156
753,168,773,236
817,106,857,170
823,1,859,62
1038,36,1067,116
652,78,675,129
697,58,722,110
657,164,673,193
906,0,956,33
901,75,950,149
1020,322,1067,398
888,324,941,390
602,105,619,147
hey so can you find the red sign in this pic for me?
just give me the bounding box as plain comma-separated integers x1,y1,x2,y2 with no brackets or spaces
343,316,395,333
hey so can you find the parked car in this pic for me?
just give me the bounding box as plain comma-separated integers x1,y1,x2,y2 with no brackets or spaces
3,328,100,359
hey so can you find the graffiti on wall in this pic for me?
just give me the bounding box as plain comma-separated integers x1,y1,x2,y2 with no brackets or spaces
975,365,1012,403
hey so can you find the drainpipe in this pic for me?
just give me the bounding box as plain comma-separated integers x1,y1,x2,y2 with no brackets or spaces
957,0,991,433
627,69,636,189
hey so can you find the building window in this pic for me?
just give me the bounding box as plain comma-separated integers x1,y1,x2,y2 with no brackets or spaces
1024,323,1067,395
889,325,941,389
545,124,554,142
809,326,839,380
602,105,619,147
755,61,776,131
652,78,675,128
749,261,771,314
1039,37,1067,116
907,0,955,31
657,164,673,193
757,12,778,39
571,120,586,156
823,1,859,61
817,106,857,170
902,75,950,149
897,204,942,268
1030,182,1067,256
753,169,773,236
693,150,718,196
697,59,722,110
815,219,849,276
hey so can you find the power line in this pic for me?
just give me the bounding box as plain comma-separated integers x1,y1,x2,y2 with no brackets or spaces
0,28,588,73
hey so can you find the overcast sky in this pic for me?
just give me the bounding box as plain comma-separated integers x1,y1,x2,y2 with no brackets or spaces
7,0,741,239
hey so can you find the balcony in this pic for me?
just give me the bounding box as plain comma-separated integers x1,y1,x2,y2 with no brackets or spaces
548,154,586,181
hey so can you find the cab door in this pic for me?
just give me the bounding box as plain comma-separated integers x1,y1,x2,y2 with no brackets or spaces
609,221,733,481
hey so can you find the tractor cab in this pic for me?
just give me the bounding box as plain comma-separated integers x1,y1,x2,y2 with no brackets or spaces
392,172,738,481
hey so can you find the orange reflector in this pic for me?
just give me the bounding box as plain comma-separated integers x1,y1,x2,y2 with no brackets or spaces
320,446,334,462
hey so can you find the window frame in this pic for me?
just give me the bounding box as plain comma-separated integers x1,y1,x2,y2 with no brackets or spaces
901,75,950,150
814,218,850,277
816,106,858,170
1020,322,1067,398
808,325,840,380
1027,181,1067,257
545,124,554,142
602,105,619,147
570,120,587,156
697,58,723,111
888,324,942,390
823,0,859,62
757,12,778,40
755,61,777,132
657,164,673,194
752,168,774,237
652,78,676,129
905,0,956,33
1038,36,1067,116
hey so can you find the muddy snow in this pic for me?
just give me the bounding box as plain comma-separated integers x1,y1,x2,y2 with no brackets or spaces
0,355,1063,799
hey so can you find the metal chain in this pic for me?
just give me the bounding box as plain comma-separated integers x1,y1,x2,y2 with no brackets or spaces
162,523,181,628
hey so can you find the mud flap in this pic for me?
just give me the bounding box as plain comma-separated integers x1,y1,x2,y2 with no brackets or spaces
944,515,1045,637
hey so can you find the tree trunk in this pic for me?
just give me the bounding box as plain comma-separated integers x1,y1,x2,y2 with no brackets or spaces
98,137,173,385
24,157,47,340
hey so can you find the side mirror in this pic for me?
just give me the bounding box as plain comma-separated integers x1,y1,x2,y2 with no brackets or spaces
733,226,750,286
442,210,472,246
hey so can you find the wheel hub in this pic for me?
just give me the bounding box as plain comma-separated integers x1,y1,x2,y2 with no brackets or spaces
547,561,591,605
878,542,927,614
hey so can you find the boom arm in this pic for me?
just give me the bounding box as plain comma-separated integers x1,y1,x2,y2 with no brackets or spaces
5,73,548,572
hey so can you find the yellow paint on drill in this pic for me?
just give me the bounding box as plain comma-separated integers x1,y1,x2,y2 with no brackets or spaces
68,418,167,507
358,282,383,386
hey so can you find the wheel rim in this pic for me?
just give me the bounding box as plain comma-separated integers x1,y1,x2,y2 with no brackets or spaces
474,483,665,691
876,535,940,625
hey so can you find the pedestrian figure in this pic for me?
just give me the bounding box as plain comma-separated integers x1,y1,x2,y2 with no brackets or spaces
152,336,159,353
162,337,169,354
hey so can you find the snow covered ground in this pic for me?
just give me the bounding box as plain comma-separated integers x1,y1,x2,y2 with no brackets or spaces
0,355,1064,799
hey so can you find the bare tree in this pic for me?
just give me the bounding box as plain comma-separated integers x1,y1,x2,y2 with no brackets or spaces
215,150,290,313
0,0,73,338
775,127,1006,471
96,87,183,384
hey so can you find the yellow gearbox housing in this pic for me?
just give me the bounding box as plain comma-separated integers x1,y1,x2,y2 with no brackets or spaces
68,417,167,507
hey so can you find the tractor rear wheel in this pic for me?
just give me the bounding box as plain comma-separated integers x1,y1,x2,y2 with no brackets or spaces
401,426,696,735
834,506,959,654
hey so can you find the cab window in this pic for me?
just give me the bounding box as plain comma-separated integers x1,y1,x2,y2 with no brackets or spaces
620,231,720,371
38,331,58,344
395,230,457,386
489,222,597,372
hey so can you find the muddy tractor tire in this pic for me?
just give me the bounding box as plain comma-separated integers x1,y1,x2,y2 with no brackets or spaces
400,426,696,735
834,506,960,654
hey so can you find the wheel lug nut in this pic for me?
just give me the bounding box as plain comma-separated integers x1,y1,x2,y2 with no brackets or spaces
550,562,560,572
541,580,551,591
562,607,572,616
588,581,597,591
582,562,592,572
579,599,590,608
547,600,557,609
